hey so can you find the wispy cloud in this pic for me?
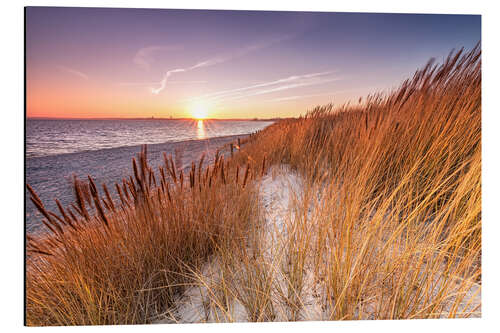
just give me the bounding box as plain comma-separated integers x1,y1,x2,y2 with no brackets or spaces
188,71,340,104
151,68,187,94
117,80,207,87
150,34,294,95
268,92,336,102
133,45,183,71
56,65,88,80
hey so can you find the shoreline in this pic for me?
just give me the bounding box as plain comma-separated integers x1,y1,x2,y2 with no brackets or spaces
26,133,254,160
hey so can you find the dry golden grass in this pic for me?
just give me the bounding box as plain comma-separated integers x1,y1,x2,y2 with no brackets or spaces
26,145,262,325
26,45,481,325
234,44,481,320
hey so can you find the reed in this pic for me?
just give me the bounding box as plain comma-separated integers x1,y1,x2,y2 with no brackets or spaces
26,144,260,326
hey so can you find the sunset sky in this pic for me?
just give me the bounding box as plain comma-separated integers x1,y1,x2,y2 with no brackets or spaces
26,7,480,119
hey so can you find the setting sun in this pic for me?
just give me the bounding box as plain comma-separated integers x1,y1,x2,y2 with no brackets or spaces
190,101,209,119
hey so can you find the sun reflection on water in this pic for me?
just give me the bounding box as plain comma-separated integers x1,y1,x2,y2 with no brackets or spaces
196,119,206,139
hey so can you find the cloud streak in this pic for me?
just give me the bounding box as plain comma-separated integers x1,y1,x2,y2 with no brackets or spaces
187,71,340,104
268,92,336,102
150,34,294,95
56,65,88,80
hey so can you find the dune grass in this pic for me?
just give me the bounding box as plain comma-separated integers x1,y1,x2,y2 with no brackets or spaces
26,45,481,325
26,145,263,325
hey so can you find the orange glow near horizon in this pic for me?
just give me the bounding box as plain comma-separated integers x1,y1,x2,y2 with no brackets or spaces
26,8,480,120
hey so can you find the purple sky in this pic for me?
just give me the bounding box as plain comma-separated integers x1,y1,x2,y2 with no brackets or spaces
26,7,481,119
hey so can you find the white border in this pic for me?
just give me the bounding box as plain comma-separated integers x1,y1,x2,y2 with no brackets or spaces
2,1,498,332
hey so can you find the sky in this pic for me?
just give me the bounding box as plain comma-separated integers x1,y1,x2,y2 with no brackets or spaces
26,7,481,119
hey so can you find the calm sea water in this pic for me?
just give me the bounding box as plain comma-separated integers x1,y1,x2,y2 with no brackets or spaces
27,119,272,158
26,119,273,233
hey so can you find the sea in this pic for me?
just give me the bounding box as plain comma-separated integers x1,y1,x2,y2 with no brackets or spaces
26,119,273,233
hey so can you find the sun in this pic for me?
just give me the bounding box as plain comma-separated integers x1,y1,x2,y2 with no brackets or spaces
190,101,209,120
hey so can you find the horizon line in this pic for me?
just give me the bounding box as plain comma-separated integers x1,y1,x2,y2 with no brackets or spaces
26,116,289,121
